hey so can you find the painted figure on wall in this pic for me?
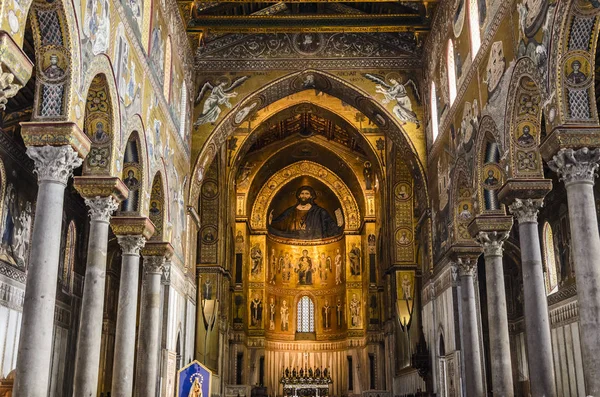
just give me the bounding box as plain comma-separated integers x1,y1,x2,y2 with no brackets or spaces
364,74,421,128
83,0,110,55
349,243,361,276
322,300,331,329
269,248,277,284
280,299,289,331
269,297,276,330
401,274,412,300
268,185,342,240
150,26,165,79
363,161,373,190
335,248,342,285
336,299,343,327
194,76,250,126
250,293,263,327
296,250,313,285
350,294,361,327
250,243,262,277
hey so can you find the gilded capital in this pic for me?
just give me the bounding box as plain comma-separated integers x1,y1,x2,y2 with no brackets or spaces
548,147,600,186
117,235,146,256
26,145,83,185
111,216,155,240
508,198,543,224
475,231,509,257
84,196,119,223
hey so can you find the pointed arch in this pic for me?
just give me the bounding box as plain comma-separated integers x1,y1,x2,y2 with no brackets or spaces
473,116,505,214
447,40,457,105
468,0,481,58
164,36,172,99
120,131,144,214
61,220,76,293
190,69,428,215
542,221,558,295
149,171,167,241
297,296,315,333
431,81,439,142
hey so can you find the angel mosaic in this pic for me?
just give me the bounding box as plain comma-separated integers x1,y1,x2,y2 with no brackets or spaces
364,74,421,128
194,76,250,127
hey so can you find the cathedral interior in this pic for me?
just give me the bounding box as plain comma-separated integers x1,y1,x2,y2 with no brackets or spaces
1,0,600,396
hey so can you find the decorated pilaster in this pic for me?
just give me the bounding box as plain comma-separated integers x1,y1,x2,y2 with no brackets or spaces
110,217,155,397
454,250,484,397
547,147,600,395
469,216,514,397
14,123,90,397
499,179,556,397
0,31,33,110
137,242,174,397
72,177,128,397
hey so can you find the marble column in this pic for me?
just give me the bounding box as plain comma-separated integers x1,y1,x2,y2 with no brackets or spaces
72,196,120,397
13,146,83,397
508,198,556,397
456,257,485,397
137,242,172,397
549,147,600,395
111,235,147,397
475,231,514,397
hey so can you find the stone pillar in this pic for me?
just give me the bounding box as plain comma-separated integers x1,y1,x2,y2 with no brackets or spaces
508,198,556,397
110,217,155,397
549,147,600,395
456,256,485,397
137,242,173,397
13,145,83,397
72,177,128,397
0,31,34,110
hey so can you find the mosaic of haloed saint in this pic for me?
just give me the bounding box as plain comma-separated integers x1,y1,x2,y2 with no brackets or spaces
267,178,344,241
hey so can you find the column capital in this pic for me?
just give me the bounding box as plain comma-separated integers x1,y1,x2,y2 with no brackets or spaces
475,231,510,257
456,257,478,277
548,147,600,186
117,235,146,256
73,176,129,202
84,196,119,223
143,256,166,274
539,124,600,162
508,198,543,224
0,31,34,109
110,216,155,240
25,145,83,185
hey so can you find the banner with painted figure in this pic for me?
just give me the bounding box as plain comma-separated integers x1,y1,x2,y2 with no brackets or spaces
176,360,212,397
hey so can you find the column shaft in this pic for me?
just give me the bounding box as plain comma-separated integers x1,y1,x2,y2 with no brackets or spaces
14,145,82,397
565,181,600,394
136,261,163,397
484,253,513,396
73,197,118,397
111,236,145,397
517,221,556,397
14,181,67,396
459,270,485,396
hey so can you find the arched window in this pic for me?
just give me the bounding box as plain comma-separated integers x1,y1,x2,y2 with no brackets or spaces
468,0,481,58
447,40,457,106
542,222,558,294
431,81,439,142
297,296,314,333
61,221,76,293
179,82,187,139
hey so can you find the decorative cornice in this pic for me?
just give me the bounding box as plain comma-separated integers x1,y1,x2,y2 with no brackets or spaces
25,145,83,185
111,216,156,240
508,198,543,224
84,196,119,223
142,241,174,260
0,31,34,87
548,147,600,186
497,178,552,205
21,121,91,158
73,176,129,202
540,125,600,161
117,235,146,256
475,231,509,258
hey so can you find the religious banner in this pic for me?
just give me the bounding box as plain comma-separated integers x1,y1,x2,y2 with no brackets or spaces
176,360,212,397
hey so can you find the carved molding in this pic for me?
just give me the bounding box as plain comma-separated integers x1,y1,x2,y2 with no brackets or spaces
508,198,543,224
117,235,146,256
0,65,22,111
84,196,119,223
548,147,600,186
25,145,83,185
475,231,509,258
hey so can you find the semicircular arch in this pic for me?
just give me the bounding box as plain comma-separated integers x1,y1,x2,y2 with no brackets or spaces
250,160,361,233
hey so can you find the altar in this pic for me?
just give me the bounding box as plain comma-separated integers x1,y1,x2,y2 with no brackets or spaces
280,366,332,397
